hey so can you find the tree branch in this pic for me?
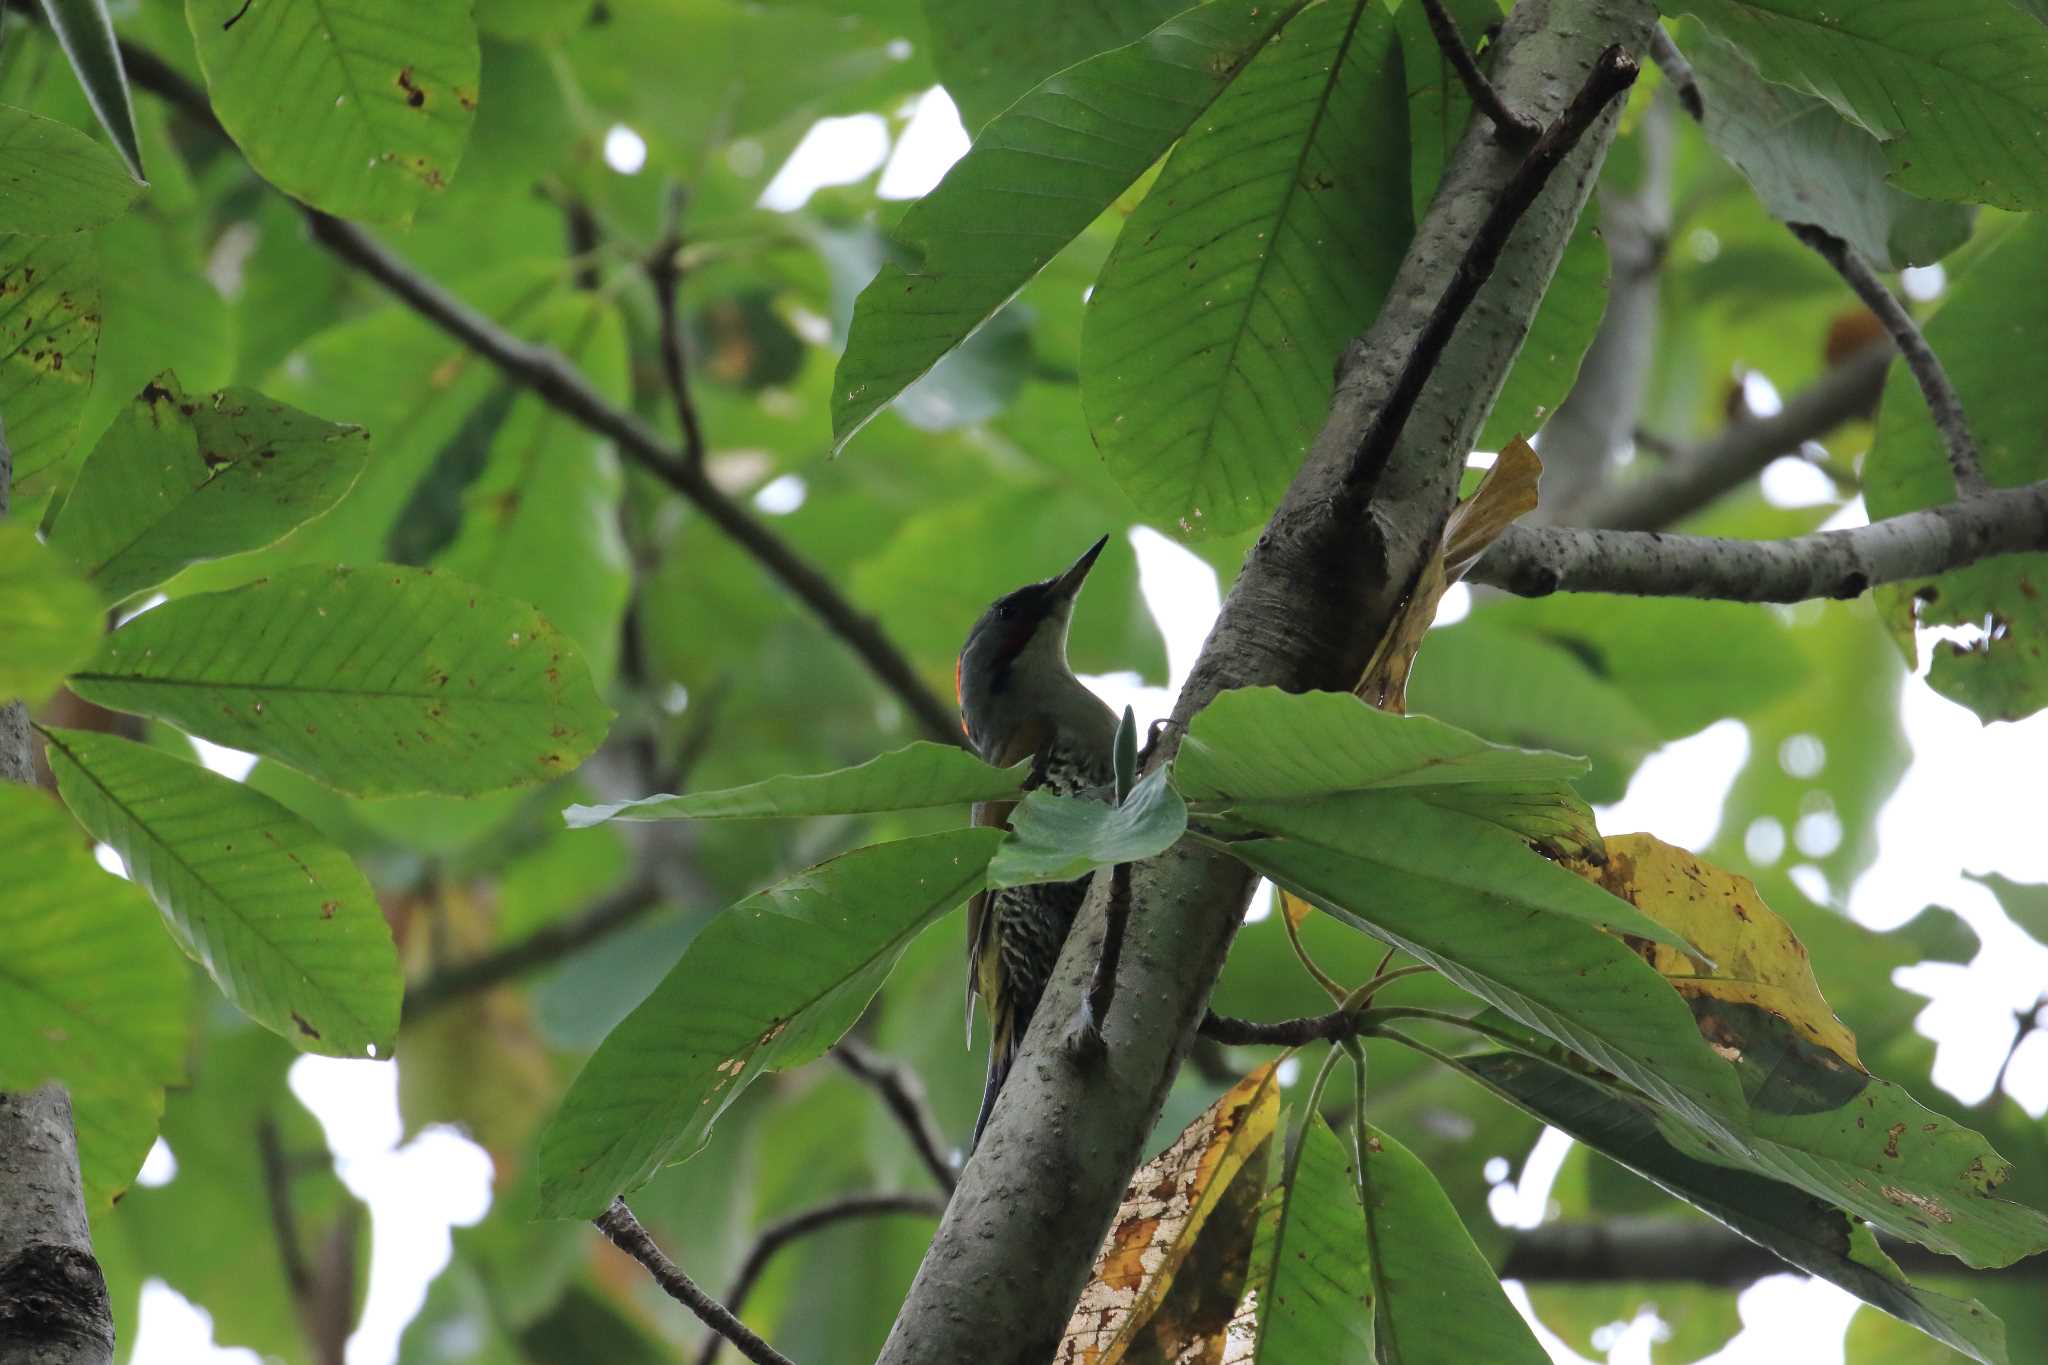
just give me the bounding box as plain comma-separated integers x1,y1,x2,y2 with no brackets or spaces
111,35,964,751
593,1199,796,1365
1790,223,1988,496
1647,26,1703,121
403,871,666,1023
830,1040,958,1196
1474,480,2048,601
1346,43,1639,490
1418,0,1542,143
695,1194,946,1365
1499,1216,2048,1285
647,182,707,469
1565,339,1891,531
880,7,1658,1360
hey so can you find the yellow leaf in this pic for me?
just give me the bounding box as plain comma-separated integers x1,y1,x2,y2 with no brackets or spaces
1564,833,1865,1073
1278,889,1314,932
1356,437,1543,711
1055,1062,1282,1365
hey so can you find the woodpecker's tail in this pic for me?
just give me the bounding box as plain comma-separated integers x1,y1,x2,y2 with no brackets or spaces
971,1013,1018,1151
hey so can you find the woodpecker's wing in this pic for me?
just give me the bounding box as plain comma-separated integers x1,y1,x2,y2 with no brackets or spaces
963,723,1048,1048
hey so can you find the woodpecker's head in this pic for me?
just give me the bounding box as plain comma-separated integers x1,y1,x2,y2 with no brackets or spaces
956,535,1107,759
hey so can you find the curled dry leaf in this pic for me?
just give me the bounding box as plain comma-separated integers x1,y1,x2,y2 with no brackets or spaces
1357,437,1542,711
1055,1061,1282,1365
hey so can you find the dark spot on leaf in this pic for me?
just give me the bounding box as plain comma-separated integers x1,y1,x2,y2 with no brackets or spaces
202,449,231,470
140,380,175,405
1885,1122,1905,1158
397,67,426,108
292,1012,321,1039
321,900,338,919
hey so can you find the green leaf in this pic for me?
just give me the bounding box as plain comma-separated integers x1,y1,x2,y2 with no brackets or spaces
565,742,1028,828
0,228,100,496
986,767,1187,889
535,828,1003,1218
0,782,189,1209
1175,687,1590,803
431,293,629,686
1868,215,2048,721
923,0,1188,133
47,372,370,602
35,0,145,181
0,101,142,233
1685,25,1973,269
831,0,1308,450
1671,0,2048,210
0,519,100,702
185,0,481,224
1242,1116,1375,1363
1225,834,1750,1143
476,0,598,42
1082,0,1410,538
42,727,400,1058
1972,872,2048,949
1360,1124,1548,1365
1456,1050,2009,1364
70,563,612,798
1113,704,1137,804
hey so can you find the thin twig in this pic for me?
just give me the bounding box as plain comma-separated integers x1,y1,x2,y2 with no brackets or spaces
1419,0,1541,142
1789,223,1988,496
1066,861,1132,1064
831,1039,958,1195
111,34,964,749
259,1117,347,1365
695,1193,946,1365
1346,44,1640,489
1648,27,1702,121
594,1199,797,1365
1202,1009,1361,1047
647,181,708,467
403,873,665,1022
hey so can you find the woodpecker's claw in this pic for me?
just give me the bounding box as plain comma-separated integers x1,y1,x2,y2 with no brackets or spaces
1062,997,1108,1065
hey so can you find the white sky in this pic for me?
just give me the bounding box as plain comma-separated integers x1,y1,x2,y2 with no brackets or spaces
127,87,2048,1365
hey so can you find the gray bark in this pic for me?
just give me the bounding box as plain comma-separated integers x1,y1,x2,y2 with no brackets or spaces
875,4,1659,1360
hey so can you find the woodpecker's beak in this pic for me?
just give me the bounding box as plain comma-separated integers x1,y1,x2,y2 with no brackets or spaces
1051,535,1109,600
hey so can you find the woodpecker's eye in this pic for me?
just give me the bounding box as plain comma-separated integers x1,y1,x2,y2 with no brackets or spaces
994,603,1013,620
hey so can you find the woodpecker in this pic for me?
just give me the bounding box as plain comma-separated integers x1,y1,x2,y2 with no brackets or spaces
958,535,1118,1148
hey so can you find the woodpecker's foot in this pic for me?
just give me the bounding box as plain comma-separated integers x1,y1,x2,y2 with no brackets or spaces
1062,998,1109,1066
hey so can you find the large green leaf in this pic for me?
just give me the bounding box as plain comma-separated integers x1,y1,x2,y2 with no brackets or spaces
987,767,1187,888
1241,1116,1375,1363
42,727,400,1058
1457,1051,2009,1364
1671,0,2048,209
1685,25,1973,268
431,292,628,686
923,0,1188,133
69,564,611,798
0,782,189,1209
1867,215,2048,721
0,227,99,494
185,0,481,224
831,0,1308,450
1226,835,1750,1143
1176,687,1591,803
1082,0,1410,537
47,372,370,602
535,828,1003,1217
34,0,145,181
0,519,99,702
0,101,141,233
1360,1123,1548,1365
565,742,1028,828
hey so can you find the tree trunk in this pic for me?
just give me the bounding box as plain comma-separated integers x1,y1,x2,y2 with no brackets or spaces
876,3,1659,1360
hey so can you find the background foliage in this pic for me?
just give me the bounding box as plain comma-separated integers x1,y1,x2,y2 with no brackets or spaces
3,1,2048,1362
